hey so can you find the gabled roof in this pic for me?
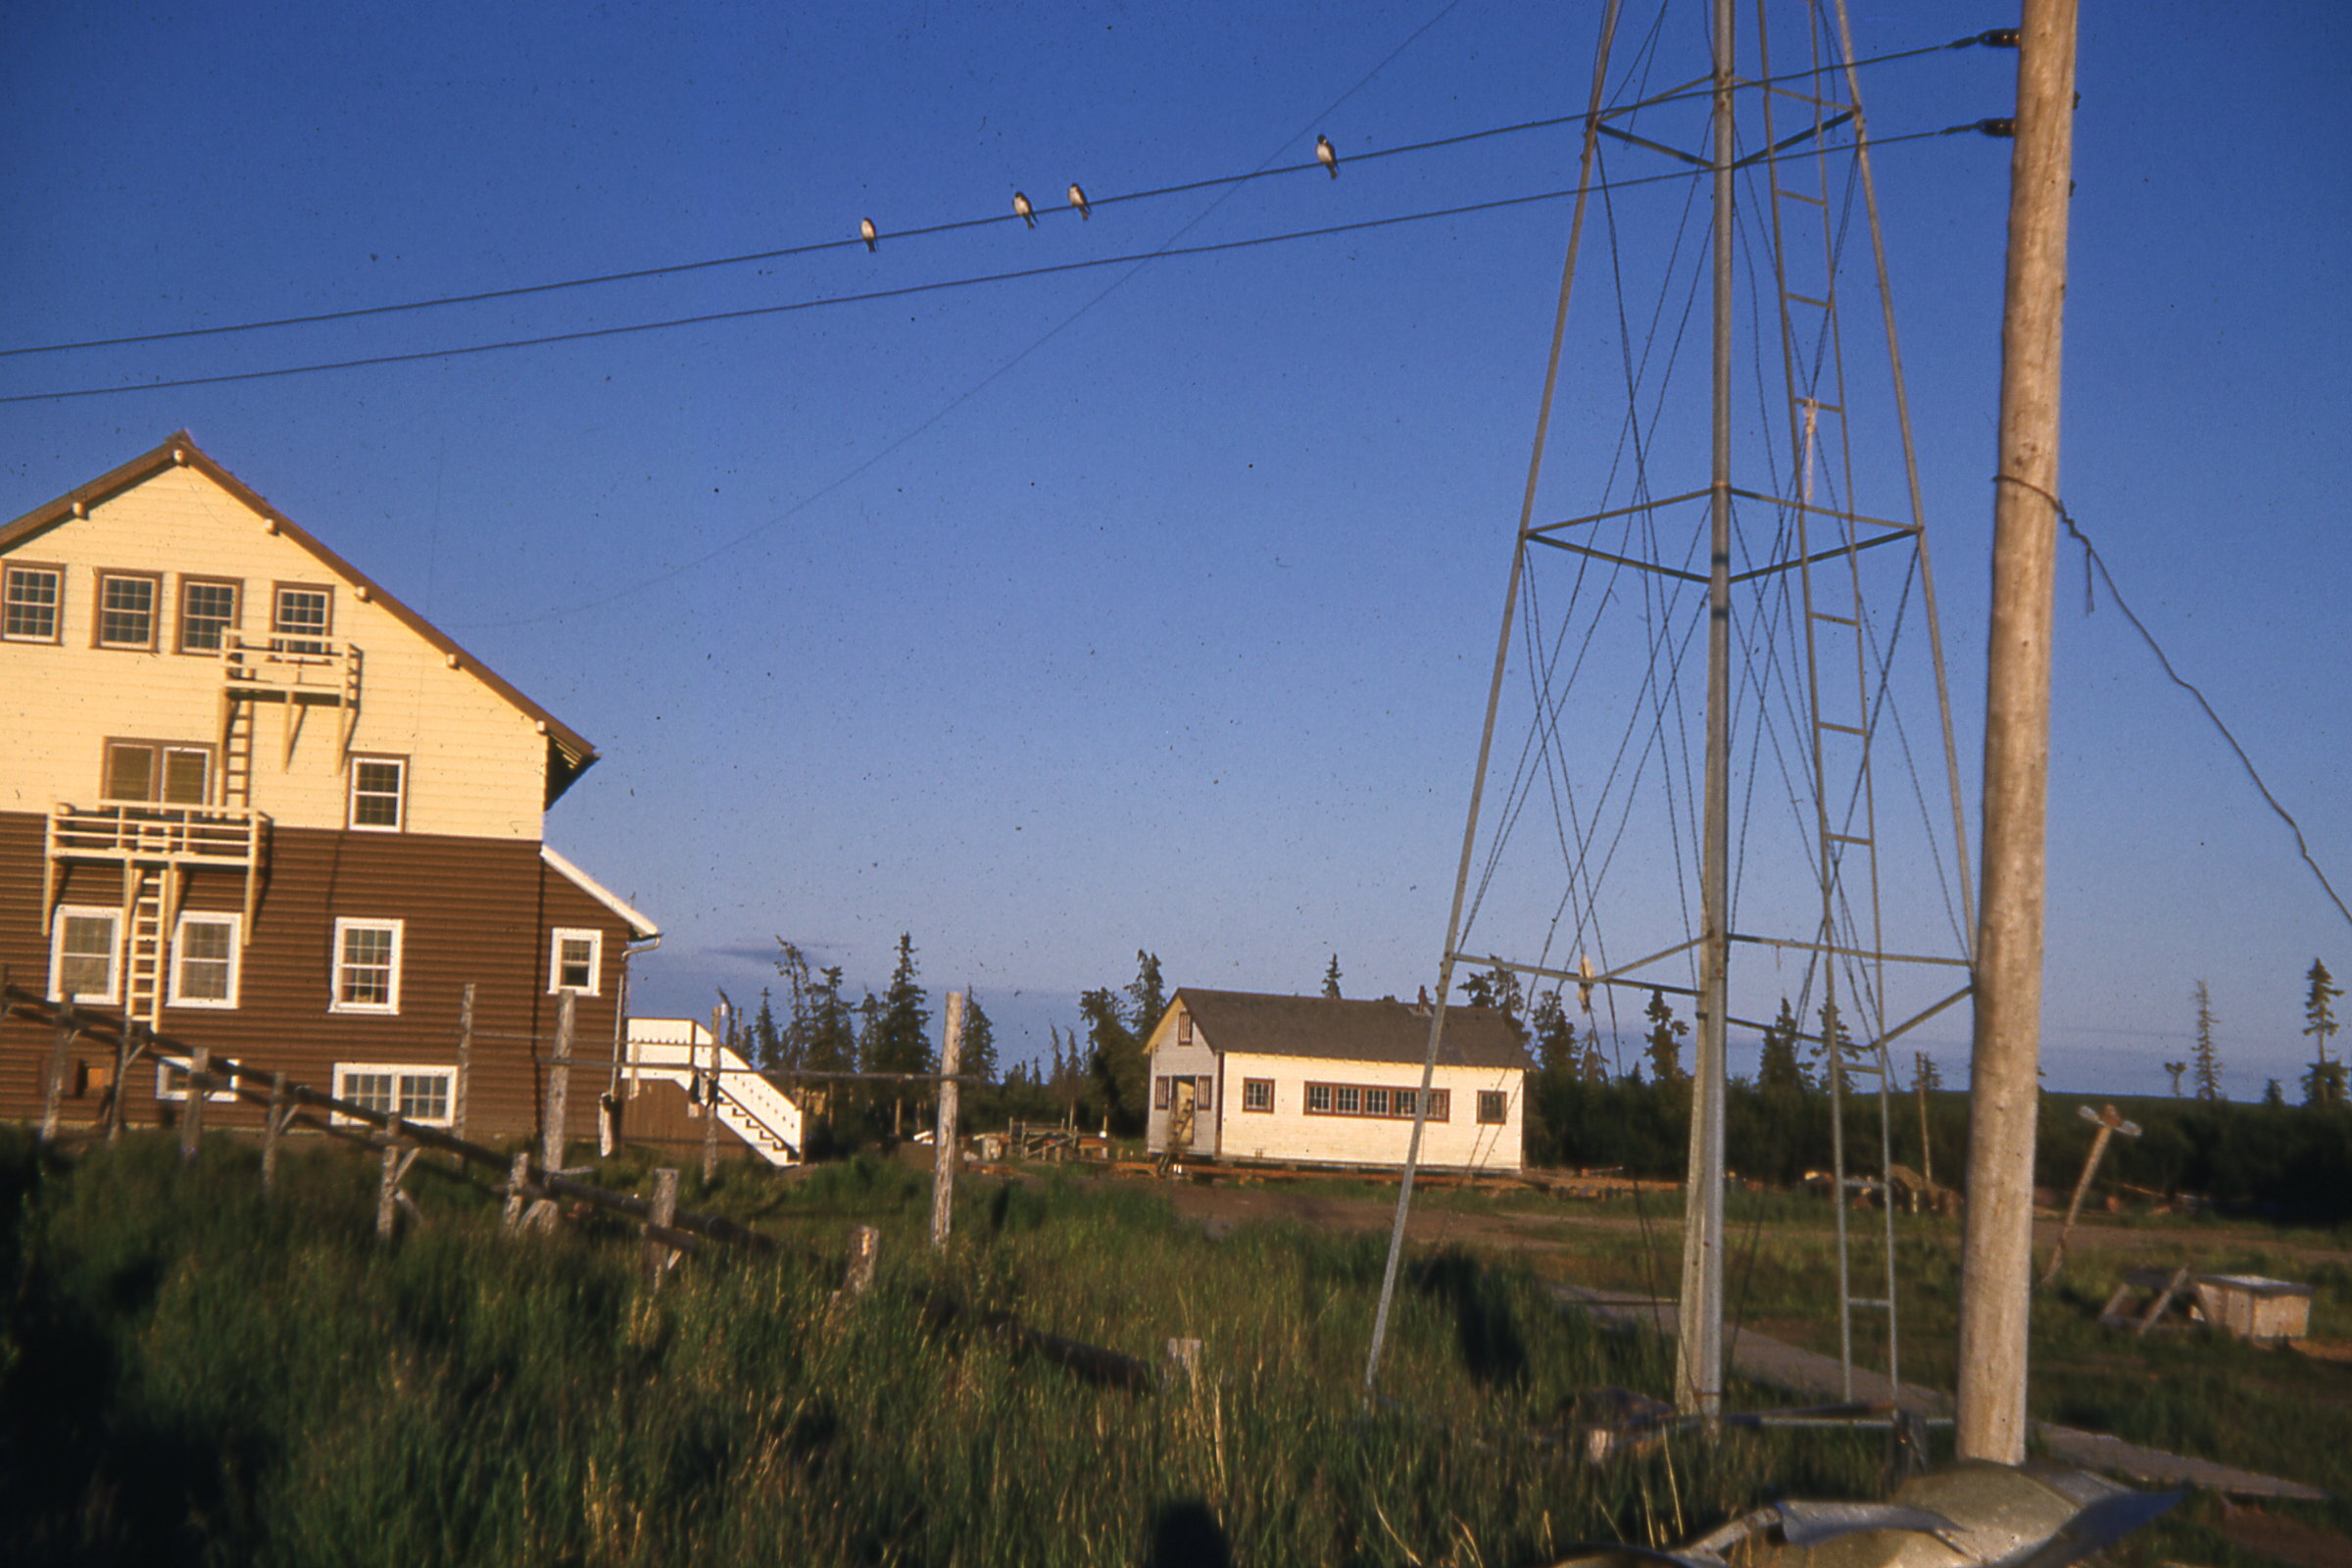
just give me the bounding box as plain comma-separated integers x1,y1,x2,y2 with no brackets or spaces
541,845,661,941
0,432,599,807
1164,989,1532,1072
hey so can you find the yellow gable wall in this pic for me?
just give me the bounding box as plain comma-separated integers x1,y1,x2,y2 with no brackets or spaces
0,466,552,839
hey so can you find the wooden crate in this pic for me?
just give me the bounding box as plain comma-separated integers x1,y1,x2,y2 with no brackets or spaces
2191,1274,2314,1345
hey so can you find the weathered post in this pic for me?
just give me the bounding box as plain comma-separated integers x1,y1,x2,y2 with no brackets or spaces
452,982,476,1147
930,991,967,1251
701,1004,723,1188
503,1150,531,1232
263,1071,289,1191
179,1043,211,1163
40,997,76,1145
1957,0,2080,1466
543,991,575,1175
1163,1337,1204,1393
376,1127,404,1243
842,1224,880,1298
107,1018,136,1142
2040,1103,2141,1286
645,1167,680,1284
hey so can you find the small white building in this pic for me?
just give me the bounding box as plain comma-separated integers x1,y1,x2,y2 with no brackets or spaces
1143,989,1531,1173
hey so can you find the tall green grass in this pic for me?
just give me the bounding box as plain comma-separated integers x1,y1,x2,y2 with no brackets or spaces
0,1129,1898,1567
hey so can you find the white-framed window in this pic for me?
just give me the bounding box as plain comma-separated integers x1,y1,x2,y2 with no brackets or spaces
331,917,404,1014
548,927,602,995
348,756,407,831
156,1055,238,1103
49,906,122,1004
169,912,242,1008
95,571,161,649
4,563,63,642
333,1063,455,1127
272,583,332,653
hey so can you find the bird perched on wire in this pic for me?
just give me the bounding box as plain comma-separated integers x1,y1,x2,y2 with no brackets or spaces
858,218,878,252
1316,134,1339,178
1068,182,1090,220
1013,191,1036,227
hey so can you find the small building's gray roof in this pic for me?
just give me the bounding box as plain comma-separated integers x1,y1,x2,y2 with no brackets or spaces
1167,989,1532,1072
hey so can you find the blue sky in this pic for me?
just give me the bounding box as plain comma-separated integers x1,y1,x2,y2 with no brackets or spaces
4,1,2348,1096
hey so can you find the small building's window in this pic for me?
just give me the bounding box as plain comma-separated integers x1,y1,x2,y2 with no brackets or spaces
1363,1087,1389,1117
4,564,63,642
1178,1012,1193,1046
1477,1091,1509,1125
178,578,240,654
95,571,161,649
1427,1090,1451,1121
104,740,212,805
349,757,407,831
548,927,602,995
334,1064,455,1126
1305,1083,1333,1113
1396,1089,1418,1118
1153,1075,1171,1110
156,1056,238,1102
1195,1075,1213,1110
170,913,241,1008
1242,1078,1274,1112
49,906,121,1004
272,584,332,653
332,918,404,1013
1334,1085,1361,1114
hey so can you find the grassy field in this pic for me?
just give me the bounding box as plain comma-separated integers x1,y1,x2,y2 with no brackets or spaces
0,1131,2343,1567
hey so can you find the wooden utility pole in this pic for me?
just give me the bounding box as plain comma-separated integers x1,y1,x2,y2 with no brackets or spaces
702,1003,724,1187
930,991,966,1251
1956,0,2079,1466
40,998,76,1145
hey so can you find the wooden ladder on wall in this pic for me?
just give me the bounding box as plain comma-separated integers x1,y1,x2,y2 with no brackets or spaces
220,696,256,809
121,864,171,1028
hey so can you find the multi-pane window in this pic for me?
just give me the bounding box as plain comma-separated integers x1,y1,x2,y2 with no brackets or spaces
349,757,406,830
1153,1075,1172,1110
272,585,332,653
1242,1078,1274,1112
549,928,602,994
50,907,121,1004
1178,1013,1193,1046
332,918,404,1013
4,564,62,641
157,1057,237,1102
170,914,240,1007
1195,1075,1212,1110
178,579,240,653
1476,1091,1509,1125
1302,1081,1451,1121
335,1065,454,1126
96,572,160,648
104,741,211,805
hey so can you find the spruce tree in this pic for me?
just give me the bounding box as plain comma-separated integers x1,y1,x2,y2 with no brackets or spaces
1813,1001,1855,1094
1529,991,1578,1077
1082,986,1146,1134
1643,988,1689,1084
2190,980,2224,1102
2303,958,2345,1108
1756,997,1808,1093
959,992,999,1086
1322,955,1344,1000
1127,952,1168,1043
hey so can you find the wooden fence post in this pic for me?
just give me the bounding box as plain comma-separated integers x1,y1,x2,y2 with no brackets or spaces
843,1224,879,1298
453,982,475,1147
1164,1337,1204,1392
503,1150,531,1233
179,1042,209,1163
645,1167,680,1284
702,1004,724,1189
40,998,76,1146
263,1071,288,1191
543,991,575,1175
930,992,966,1251
107,1018,135,1142
377,1132,403,1243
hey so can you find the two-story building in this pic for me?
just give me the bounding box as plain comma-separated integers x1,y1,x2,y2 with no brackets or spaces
1144,989,1531,1172
0,433,662,1145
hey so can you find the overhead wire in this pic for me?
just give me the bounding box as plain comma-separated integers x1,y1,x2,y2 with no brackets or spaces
0,29,2010,365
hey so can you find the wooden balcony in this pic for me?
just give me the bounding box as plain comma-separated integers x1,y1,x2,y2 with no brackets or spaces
221,631,362,705
47,802,266,868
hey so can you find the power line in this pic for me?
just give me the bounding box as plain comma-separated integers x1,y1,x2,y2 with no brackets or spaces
0,32,2010,365
0,123,1998,408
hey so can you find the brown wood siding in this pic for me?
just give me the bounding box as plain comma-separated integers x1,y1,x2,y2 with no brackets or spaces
0,810,640,1146
614,1076,760,1163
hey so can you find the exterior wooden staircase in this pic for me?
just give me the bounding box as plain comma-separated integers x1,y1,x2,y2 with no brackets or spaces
622,1018,804,1166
